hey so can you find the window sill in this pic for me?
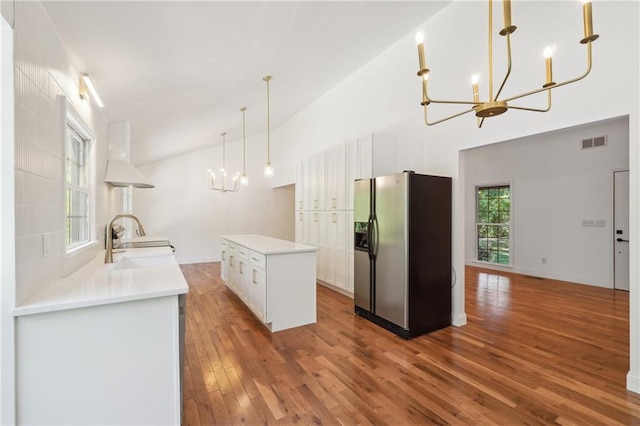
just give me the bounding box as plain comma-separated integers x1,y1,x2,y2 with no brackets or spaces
65,240,99,258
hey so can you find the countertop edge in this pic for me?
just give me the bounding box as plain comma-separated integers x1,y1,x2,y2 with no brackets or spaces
221,234,318,254
13,287,188,317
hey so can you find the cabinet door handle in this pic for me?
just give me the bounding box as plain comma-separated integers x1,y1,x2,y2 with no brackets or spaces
314,199,318,209
222,251,226,261
299,212,303,222
252,257,259,262
239,261,244,274
314,213,318,222
230,255,234,267
332,213,337,223
253,269,257,284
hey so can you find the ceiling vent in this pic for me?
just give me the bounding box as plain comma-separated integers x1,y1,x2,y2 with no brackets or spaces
581,135,607,150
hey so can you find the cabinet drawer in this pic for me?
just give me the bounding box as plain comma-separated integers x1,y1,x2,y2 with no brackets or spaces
227,242,238,255
248,250,266,269
237,245,249,258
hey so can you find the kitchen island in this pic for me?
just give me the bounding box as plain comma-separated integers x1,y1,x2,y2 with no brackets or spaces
221,234,317,332
13,247,188,426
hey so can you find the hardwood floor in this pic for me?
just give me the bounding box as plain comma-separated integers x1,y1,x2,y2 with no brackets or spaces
180,263,640,425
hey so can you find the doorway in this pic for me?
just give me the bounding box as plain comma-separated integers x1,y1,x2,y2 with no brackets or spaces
614,170,630,291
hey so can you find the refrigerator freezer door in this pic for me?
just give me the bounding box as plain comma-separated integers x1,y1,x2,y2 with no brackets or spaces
373,173,409,328
353,179,373,311
354,179,371,223
354,250,371,310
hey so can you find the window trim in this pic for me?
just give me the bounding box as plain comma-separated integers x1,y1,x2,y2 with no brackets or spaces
62,98,96,254
474,181,514,267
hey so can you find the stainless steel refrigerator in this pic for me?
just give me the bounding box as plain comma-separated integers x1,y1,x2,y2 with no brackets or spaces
354,171,451,339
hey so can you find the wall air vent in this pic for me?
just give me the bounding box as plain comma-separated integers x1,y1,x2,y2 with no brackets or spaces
581,135,607,150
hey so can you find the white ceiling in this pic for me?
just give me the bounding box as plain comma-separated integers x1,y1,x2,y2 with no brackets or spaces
42,1,450,165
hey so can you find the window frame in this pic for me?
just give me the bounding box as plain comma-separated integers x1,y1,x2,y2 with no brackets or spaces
63,99,96,254
475,182,513,267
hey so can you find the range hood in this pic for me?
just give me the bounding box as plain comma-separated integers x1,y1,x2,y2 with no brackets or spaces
104,159,154,188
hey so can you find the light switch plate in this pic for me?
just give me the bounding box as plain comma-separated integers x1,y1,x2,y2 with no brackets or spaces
43,233,52,257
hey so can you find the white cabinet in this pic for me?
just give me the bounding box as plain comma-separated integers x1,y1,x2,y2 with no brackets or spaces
308,211,326,281
16,295,183,425
357,133,397,179
325,211,347,289
221,239,228,281
346,211,355,293
249,250,267,323
221,235,317,332
326,144,346,210
308,152,325,210
295,159,307,211
293,132,396,295
345,139,358,210
295,210,308,244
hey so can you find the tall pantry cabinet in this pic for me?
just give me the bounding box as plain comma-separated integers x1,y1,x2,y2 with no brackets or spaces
295,133,396,295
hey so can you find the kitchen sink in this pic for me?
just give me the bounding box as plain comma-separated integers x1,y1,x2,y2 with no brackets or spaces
113,255,178,270
114,240,173,249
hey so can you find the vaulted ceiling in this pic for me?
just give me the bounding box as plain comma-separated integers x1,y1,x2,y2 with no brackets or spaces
43,1,450,165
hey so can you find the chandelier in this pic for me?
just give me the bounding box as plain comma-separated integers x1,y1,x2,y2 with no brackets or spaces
207,132,240,193
416,0,598,127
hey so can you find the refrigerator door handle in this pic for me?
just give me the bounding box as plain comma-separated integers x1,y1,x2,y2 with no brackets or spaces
367,217,374,259
372,217,379,258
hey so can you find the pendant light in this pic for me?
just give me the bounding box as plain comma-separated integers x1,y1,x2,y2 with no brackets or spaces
207,132,240,193
240,107,249,186
263,75,274,178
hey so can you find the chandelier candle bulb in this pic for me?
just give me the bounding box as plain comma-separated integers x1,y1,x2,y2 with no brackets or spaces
543,47,555,87
500,0,517,35
471,75,480,103
581,0,596,43
416,32,427,75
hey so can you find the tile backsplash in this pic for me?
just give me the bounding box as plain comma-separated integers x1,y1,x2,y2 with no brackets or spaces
13,2,113,305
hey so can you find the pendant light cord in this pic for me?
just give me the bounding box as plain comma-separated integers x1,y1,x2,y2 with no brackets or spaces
241,108,246,174
265,76,271,163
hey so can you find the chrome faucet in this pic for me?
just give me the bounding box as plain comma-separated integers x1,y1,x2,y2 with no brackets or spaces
105,213,147,263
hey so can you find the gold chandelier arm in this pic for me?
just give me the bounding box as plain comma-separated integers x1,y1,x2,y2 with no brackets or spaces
503,41,593,103
423,77,481,106
494,33,513,101
424,104,477,126
507,89,552,112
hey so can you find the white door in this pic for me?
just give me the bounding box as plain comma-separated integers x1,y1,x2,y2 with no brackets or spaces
614,170,629,291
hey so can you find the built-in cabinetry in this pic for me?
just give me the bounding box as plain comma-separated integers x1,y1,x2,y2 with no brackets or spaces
14,248,188,425
295,133,396,295
221,234,318,332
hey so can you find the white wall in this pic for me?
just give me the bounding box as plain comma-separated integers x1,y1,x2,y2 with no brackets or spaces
463,117,628,287
5,2,118,422
135,131,294,264
0,15,15,425
13,1,115,306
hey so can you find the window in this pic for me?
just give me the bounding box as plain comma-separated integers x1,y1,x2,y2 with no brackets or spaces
476,185,511,265
65,119,93,250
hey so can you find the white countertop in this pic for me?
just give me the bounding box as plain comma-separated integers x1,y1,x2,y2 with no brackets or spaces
221,234,318,255
14,247,189,317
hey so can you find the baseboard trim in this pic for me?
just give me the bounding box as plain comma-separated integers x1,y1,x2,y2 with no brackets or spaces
627,371,640,394
452,312,467,327
317,280,353,298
